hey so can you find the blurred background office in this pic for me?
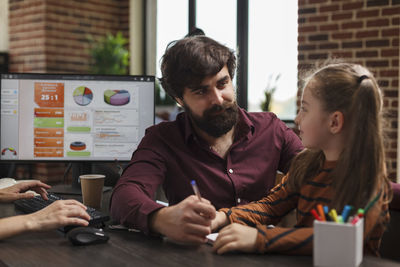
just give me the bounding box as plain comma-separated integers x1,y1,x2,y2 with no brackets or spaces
0,0,398,181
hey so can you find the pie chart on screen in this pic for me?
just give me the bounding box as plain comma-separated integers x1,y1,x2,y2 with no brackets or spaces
104,89,130,106
73,86,93,106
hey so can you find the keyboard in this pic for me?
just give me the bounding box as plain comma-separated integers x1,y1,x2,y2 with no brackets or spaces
14,192,110,232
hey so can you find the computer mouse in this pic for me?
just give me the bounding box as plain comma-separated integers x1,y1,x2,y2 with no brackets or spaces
67,226,109,246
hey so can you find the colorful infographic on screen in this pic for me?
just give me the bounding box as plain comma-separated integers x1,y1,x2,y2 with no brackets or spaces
104,89,130,106
0,74,154,161
73,86,93,106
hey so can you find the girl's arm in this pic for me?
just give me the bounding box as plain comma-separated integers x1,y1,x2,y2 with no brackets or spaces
213,175,312,255
220,175,299,227
214,223,313,255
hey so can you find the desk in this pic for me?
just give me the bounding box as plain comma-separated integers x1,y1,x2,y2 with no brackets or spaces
1,196,399,267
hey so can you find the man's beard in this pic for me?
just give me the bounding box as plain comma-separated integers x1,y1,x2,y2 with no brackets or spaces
184,101,239,138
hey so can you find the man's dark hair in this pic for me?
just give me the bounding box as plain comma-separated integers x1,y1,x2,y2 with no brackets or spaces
159,36,236,99
185,27,205,37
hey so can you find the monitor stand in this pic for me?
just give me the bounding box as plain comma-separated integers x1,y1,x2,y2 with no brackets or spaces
49,162,111,195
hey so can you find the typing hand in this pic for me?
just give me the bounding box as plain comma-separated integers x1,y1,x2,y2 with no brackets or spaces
213,223,258,254
0,180,51,203
26,200,90,231
150,195,216,244
211,211,229,231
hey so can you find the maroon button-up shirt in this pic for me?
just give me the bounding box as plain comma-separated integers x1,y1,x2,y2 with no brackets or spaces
110,108,303,233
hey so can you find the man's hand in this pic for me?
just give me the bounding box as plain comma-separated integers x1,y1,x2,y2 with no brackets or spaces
150,195,216,244
211,211,229,231
213,223,258,254
26,200,90,231
0,180,51,203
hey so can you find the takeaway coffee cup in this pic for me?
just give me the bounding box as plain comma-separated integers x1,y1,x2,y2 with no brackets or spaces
79,174,105,209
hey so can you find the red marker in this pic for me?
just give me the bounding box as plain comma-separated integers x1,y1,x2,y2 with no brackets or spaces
311,209,322,221
351,216,360,225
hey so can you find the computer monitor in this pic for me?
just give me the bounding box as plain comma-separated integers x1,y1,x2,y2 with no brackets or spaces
0,73,154,194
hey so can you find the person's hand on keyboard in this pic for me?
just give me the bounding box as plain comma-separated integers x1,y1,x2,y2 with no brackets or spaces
25,199,90,232
0,180,51,203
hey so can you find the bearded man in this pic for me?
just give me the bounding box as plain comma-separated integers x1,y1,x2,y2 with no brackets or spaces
110,35,302,244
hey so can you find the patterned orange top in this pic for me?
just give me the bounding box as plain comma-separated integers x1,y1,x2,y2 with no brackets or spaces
220,161,390,255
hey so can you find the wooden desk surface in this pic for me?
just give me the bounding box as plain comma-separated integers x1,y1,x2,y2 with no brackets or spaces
0,195,399,267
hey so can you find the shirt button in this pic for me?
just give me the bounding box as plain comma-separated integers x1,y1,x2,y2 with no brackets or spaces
237,198,241,204
228,169,233,174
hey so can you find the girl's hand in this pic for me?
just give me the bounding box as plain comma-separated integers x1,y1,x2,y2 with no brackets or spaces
213,223,258,254
211,211,229,231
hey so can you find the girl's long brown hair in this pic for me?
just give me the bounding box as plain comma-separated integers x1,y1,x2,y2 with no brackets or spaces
288,63,391,210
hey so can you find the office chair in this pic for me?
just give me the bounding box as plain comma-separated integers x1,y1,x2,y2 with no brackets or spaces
379,182,400,261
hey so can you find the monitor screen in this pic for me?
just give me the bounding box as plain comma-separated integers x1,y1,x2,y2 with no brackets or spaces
0,73,154,162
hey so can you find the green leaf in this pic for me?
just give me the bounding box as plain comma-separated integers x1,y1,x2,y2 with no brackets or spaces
88,32,130,75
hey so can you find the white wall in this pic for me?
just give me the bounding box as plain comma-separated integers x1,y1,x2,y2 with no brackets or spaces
0,0,9,52
130,0,144,75
129,0,157,76
145,0,157,76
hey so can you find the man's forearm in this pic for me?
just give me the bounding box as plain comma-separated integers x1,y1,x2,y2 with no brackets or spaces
148,206,168,236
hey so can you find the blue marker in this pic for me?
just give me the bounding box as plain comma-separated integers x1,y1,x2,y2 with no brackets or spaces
191,180,202,201
341,205,353,223
323,205,330,220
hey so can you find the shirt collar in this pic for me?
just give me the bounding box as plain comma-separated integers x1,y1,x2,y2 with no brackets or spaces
182,107,255,144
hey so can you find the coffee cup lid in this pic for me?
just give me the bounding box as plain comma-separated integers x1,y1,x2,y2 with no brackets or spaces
79,174,105,179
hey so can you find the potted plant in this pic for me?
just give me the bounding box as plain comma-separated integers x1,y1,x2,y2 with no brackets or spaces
88,32,129,75
260,73,281,112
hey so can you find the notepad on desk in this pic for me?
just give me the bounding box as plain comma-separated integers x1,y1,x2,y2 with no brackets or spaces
206,233,219,244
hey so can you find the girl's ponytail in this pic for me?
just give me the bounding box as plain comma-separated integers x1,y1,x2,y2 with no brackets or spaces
332,74,385,210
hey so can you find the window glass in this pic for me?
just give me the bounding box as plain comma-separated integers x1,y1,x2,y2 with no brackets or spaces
157,0,188,78
248,0,298,120
156,0,188,122
196,0,237,95
196,0,237,57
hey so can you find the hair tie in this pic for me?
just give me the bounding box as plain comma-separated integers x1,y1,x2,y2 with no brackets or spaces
357,75,369,84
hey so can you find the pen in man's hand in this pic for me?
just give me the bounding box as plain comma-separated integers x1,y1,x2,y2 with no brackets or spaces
191,180,202,201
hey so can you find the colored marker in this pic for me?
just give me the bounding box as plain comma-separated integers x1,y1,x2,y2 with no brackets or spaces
337,215,343,224
328,209,339,223
310,209,322,221
351,216,361,225
323,206,332,221
191,180,202,201
341,205,353,223
351,209,365,225
323,206,329,215
364,191,381,214
317,204,326,221
357,208,364,218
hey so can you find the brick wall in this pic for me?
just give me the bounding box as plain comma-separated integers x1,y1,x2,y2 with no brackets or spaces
298,0,400,180
8,0,129,73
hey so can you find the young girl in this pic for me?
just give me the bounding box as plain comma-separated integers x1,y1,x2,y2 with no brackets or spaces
211,63,391,255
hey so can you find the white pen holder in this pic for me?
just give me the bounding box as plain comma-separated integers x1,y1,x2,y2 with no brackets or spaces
313,219,363,267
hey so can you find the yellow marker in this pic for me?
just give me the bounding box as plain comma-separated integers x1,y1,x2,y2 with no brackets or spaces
328,209,339,223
